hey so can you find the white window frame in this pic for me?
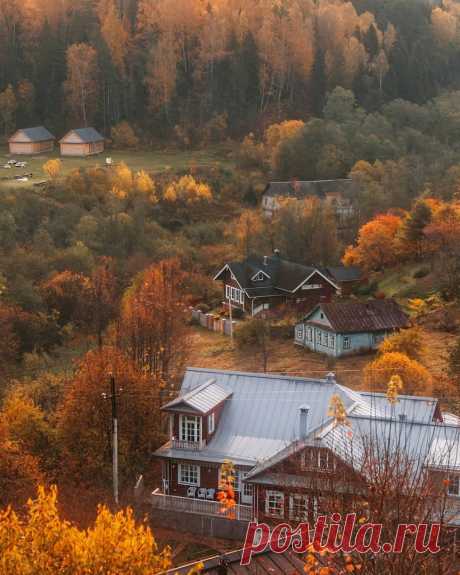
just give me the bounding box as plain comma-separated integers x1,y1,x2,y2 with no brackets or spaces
178,463,200,486
316,330,321,344
296,325,304,341
179,415,201,443
307,327,313,342
343,336,351,350
252,271,269,282
448,475,460,497
330,335,335,349
208,412,215,435
301,448,334,471
289,494,309,522
265,490,284,518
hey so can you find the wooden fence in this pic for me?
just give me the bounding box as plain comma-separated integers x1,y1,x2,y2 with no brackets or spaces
191,309,238,336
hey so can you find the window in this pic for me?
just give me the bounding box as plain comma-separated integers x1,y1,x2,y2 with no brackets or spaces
448,475,460,496
242,476,253,498
178,463,200,486
301,449,334,471
323,332,328,346
343,336,351,350
208,412,215,435
252,271,269,282
265,491,284,518
316,330,321,344
296,325,304,341
289,494,309,521
329,335,335,349
307,327,313,342
225,285,231,299
180,415,201,443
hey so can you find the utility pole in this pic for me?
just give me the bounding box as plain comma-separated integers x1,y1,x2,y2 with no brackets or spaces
110,374,119,506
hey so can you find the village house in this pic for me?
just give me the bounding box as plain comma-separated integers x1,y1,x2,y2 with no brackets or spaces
152,367,460,539
8,126,55,155
213,252,362,316
261,179,357,225
59,128,104,156
294,299,409,357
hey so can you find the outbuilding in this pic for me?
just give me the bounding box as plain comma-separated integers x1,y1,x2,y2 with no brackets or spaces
59,128,104,157
295,299,409,357
8,126,55,155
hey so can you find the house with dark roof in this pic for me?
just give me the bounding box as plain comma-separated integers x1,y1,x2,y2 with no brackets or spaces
59,127,104,156
295,299,409,357
152,367,460,538
213,252,362,316
262,179,357,223
8,126,55,155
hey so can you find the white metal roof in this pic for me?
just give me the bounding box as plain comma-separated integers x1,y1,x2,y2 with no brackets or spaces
162,378,232,414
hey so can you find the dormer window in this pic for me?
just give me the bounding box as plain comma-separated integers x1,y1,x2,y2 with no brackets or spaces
180,415,201,443
251,271,270,282
301,448,335,471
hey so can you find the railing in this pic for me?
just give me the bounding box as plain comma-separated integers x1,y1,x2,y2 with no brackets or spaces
170,439,207,451
151,489,253,522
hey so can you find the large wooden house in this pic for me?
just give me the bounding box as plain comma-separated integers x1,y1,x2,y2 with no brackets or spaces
153,368,460,532
213,252,362,316
295,299,409,357
8,126,55,155
60,128,104,156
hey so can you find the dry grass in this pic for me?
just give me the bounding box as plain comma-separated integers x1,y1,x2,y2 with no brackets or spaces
187,325,456,392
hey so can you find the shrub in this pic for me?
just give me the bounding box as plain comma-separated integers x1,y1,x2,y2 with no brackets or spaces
378,327,425,362
413,266,430,279
110,121,139,149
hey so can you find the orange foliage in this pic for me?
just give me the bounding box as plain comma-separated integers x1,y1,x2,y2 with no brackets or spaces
364,351,432,395
58,346,163,483
343,213,404,271
120,259,189,381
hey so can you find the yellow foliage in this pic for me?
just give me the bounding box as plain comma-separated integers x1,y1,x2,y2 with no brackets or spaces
43,159,62,179
386,374,404,405
113,161,133,192
365,352,432,395
0,485,177,575
378,327,425,362
135,170,158,204
163,175,212,204
328,394,349,426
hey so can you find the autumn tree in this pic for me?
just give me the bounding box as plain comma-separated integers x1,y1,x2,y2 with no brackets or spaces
43,158,62,179
0,83,17,135
343,212,404,271
229,209,265,258
0,486,186,574
235,316,272,372
401,199,432,258
163,175,212,204
0,419,42,507
64,43,99,126
364,351,432,394
120,259,189,382
378,327,426,363
58,346,164,483
111,121,139,148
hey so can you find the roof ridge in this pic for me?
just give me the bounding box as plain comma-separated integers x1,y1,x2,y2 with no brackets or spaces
186,367,330,385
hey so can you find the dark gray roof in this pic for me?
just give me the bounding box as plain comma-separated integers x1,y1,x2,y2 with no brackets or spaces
163,547,311,574
323,265,362,283
304,299,409,333
9,126,55,142
64,127,104,143
214,254,347,297
263,179,356,199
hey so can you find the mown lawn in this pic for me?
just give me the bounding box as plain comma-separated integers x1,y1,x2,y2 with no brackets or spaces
0,145,235,191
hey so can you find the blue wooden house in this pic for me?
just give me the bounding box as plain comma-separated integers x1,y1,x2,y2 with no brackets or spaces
295,299,408,357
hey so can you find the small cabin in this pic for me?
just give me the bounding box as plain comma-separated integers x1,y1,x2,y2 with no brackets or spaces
295,299,409,357
8,127,55,155
59,128,104,157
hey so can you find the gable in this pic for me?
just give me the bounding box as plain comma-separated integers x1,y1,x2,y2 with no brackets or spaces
304,306,333,328
9,126,55,143
294,270,339,293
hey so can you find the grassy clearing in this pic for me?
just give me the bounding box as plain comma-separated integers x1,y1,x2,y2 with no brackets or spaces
0,146,235,191
376,263,437,300
187,324,454,391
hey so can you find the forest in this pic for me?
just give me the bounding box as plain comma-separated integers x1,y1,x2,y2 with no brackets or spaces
2,0,460,142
